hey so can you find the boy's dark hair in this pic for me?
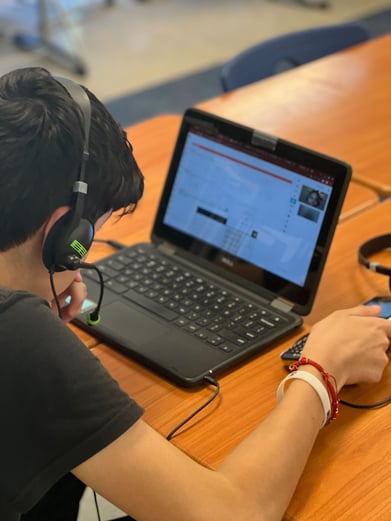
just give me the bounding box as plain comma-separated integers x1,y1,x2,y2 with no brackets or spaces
0,67,144,251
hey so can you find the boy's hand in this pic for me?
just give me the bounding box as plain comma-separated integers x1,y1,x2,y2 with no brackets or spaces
51,272,87,323
302,305,391,390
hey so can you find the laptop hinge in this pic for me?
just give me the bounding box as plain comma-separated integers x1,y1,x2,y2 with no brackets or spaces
271,297,294,313
251,130,277,151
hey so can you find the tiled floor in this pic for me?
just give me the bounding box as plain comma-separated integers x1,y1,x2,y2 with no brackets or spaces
1,0,389,519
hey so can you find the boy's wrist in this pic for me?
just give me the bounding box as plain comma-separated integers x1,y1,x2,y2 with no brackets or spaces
288,357,340,424
277,369,331,427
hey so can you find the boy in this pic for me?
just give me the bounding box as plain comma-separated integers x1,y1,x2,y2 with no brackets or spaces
0,67,389,521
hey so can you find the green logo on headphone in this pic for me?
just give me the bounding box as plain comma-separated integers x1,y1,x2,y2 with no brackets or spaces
70,240,87,258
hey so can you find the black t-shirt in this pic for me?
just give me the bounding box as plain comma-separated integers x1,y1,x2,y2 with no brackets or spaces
0,289,144,521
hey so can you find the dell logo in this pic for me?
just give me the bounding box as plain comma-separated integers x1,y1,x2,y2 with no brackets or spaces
221,256,235,267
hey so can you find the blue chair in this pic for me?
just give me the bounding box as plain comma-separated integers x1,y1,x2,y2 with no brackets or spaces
220,23,370,92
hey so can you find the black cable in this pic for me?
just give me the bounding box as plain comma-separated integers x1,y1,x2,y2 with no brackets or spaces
79,261,104,325
93,238,127,250
340,395,391,410
166,375,221,441
49,270,63,319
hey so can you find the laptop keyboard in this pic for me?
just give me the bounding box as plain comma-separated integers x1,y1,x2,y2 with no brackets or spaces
84,245,287,354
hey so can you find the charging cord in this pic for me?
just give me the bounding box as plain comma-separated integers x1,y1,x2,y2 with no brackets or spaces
166,375,220,441
340,394,391,410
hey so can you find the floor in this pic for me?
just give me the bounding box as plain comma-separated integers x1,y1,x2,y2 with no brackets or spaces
0,0,389,519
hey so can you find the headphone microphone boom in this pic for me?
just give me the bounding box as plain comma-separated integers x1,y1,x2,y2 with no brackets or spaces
79,261,104,325
42,76,104,325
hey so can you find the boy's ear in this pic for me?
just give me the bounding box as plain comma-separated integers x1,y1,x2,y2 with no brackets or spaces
41,206,95,272
43,207,71,242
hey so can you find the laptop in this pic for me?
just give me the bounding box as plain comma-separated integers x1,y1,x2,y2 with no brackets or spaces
75,108,351,386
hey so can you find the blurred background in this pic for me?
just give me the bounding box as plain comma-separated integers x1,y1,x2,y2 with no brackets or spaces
0,0,390,126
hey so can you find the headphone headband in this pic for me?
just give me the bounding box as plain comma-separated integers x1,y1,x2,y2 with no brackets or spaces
54,77,91,232
54,76,91,181
358,233,391,276
42,76,94,272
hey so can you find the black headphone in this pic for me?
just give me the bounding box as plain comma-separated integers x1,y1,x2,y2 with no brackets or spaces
358,233,391,290
42,77,103,325
42,76,94,273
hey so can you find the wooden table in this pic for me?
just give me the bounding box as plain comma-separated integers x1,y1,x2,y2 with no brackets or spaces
92,198,391,520
198,34,391,197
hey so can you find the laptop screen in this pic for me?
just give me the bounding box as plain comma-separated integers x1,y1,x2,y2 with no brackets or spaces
163,127,333,287
153,109,350,315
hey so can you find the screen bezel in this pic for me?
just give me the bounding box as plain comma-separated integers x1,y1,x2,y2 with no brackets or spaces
151,108,351,315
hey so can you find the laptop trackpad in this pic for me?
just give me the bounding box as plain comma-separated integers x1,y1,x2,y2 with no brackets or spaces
101,301,169,345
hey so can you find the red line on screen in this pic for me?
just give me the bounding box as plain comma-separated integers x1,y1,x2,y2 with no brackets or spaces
195,143,292,184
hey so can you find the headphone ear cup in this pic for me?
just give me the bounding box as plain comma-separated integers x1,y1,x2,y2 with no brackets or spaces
42,213,94,272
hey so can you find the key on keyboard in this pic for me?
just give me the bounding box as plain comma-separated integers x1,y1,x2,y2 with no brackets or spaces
84,245,287,355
